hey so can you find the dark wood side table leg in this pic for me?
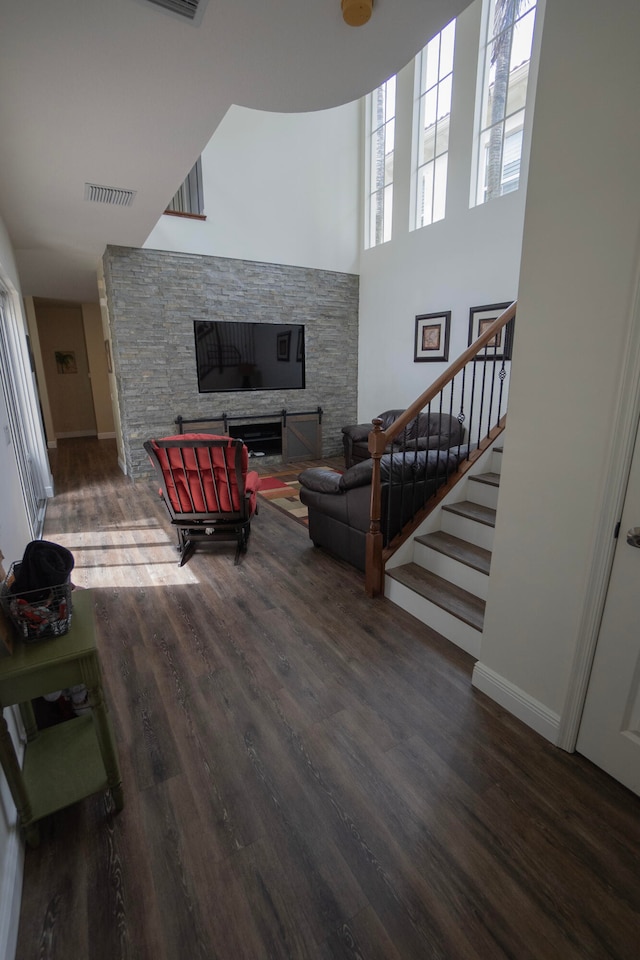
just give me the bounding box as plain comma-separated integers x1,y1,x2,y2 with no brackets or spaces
0,709,39,846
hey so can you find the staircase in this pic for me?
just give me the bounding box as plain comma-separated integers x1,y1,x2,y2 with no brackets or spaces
385,443,503,658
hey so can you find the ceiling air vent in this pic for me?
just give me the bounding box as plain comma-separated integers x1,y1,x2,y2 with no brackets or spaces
84,183,137,207
144,0,202,20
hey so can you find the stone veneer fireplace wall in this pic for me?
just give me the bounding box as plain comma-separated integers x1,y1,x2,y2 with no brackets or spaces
102,246,359,479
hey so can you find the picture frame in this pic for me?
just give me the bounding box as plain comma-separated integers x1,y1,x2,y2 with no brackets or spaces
55,350,77,374
414,312,451,362
468,302,515,361
277,331,291,362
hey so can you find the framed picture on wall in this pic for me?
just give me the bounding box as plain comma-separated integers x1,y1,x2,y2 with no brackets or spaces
414,312,451,362
55,350,77,374
468,302,515,361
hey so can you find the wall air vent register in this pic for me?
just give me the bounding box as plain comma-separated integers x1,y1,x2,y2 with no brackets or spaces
84,184,137,207
144,0,204,21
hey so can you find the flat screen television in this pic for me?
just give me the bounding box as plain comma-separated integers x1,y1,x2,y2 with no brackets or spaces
194,320,305,393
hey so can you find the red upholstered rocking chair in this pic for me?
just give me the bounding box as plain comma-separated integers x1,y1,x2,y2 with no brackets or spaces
144,434,260,566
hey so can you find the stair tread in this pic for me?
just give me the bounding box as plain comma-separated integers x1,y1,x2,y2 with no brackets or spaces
387,564,485,631
442,500,497,527
469,471,500,487
415,531,491,575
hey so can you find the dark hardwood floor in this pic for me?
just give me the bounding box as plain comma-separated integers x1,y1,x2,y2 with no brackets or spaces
15,438,640,960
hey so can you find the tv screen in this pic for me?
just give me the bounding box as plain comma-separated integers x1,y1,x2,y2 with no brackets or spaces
194,320,305,393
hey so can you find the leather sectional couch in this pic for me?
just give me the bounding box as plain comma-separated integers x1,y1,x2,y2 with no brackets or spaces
298,446,468,571
341,409,465,469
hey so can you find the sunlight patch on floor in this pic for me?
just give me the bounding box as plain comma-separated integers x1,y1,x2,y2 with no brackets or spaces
47,520,201,588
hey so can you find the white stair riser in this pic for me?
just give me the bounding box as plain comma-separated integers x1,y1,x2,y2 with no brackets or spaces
441,511,495,550
385,578,481,658
467,478,499,510
413,541,490,600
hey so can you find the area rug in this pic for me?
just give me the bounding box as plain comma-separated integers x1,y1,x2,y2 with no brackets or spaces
258,474,309,527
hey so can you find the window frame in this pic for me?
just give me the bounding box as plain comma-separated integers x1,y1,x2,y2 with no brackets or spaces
410,18,457,231
471,0,538,207
364,75,396,248
165,156,205,219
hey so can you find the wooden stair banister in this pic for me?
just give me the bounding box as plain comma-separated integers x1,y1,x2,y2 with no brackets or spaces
365,300,516,597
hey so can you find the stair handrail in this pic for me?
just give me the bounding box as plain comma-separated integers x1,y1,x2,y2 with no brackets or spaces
365,300,516,596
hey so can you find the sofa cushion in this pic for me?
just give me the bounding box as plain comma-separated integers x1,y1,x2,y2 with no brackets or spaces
335,446,470,491
339,459,374,490
395,434,460,452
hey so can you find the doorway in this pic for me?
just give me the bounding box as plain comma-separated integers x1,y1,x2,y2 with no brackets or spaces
34,300,97,440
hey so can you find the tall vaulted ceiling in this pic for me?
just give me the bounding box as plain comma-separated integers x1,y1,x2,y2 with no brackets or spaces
0,0,465,301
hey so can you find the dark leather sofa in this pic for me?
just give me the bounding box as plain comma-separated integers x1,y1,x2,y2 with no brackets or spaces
298,447,468,572
341,409,465,469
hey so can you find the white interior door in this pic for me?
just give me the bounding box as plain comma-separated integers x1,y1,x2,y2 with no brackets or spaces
577,425,640,796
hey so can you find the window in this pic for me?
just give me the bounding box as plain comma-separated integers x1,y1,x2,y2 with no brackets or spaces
412,19,456,229
165,156,205,217
365,76,396,247
0,286,48,538
474,0,537,205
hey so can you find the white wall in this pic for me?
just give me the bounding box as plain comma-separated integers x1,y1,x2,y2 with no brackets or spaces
0,214,29,960
356,1,529,420
144,102,361,275
474,0,640,734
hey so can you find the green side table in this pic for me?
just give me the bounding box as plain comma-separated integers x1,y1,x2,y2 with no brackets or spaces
0,588,123,846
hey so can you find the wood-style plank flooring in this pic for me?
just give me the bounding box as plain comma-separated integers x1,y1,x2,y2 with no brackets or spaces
15,438,640,960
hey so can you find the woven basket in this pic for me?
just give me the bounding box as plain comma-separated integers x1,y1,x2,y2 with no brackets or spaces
0,562,73,642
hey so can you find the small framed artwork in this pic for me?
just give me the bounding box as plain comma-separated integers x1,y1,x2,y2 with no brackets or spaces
55,350,77,374
414,312,451,362
104,339,113,373
277,331,291,362
468,302,515,361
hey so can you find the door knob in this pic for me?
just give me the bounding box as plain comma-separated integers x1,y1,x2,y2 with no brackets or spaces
626,527,640,547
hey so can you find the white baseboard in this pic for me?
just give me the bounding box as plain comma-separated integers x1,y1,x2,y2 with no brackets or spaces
97,432,116,440
117,456,127,475
472,661,561,744
47,439,57,449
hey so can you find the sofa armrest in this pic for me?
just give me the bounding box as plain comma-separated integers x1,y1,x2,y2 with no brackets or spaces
298,468,343,494
341,423,372,442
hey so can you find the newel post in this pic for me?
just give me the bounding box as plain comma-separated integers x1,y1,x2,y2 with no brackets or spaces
365,418,386,597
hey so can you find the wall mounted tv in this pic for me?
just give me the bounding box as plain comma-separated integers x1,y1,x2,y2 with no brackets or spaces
194,320,305,393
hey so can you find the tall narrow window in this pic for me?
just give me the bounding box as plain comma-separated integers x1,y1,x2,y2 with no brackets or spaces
165,156,205,217
474,0,537,205
412,19,456,230
366,76,396,247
